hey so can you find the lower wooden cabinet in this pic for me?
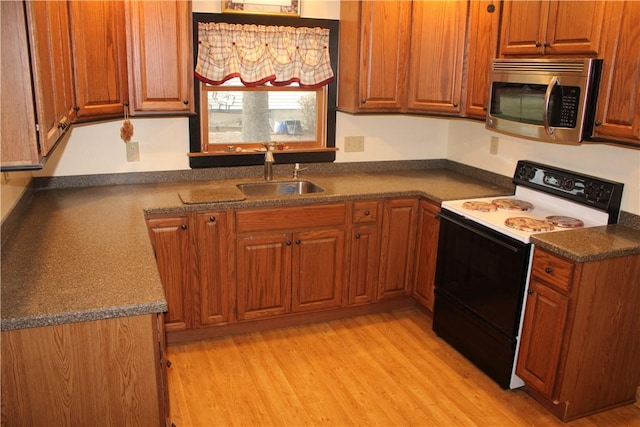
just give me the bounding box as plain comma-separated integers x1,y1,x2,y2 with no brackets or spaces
413,199,440,311
378,198,419,300
146,214,192,331
1,314,168,426
516,247,640,421
347,200,382,305
235,203,347,321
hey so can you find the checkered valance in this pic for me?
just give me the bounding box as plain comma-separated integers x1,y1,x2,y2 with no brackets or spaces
195,22,334,88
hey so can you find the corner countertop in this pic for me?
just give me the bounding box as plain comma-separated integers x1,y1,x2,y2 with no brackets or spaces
1,169,510,332
531,225,640,263
2,168,639,331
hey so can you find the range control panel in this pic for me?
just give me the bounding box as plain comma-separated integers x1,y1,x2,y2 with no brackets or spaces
513,160,624,222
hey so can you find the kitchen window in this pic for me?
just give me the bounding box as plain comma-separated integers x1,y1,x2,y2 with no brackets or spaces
189,13,338,168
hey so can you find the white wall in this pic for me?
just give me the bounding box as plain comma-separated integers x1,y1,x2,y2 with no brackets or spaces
447,120,640,215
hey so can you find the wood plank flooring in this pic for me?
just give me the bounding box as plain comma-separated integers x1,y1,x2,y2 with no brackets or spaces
167,308,640,426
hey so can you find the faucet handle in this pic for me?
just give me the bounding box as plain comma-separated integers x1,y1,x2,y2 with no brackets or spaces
293,163,308,178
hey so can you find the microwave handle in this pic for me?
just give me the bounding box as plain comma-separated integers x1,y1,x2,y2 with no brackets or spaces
543,76,559,135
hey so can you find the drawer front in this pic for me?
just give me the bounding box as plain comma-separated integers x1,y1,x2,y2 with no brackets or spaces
235,203,346,234
531,248,575,292
352,200,379,224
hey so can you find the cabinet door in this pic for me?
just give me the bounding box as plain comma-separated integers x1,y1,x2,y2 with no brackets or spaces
292,228,345,312
413,200,440,312
69,0,129,119
499,0,549,56
464,0,501,118
126,0,194,115
146,216,192,331
1,1,40,168
406,0,467,114
516,278,569,398
378,198,418,300
195,211,233,326
543,1,604,56
338,0,410,112
236,233,292,321
592,1,640,146
348,222,380,305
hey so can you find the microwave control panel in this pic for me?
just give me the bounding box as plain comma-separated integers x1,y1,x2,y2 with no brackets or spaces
557,87,580,128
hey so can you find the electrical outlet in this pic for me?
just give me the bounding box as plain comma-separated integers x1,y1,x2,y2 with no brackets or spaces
490,136,499,155
127,141,140,162
344,136,365,152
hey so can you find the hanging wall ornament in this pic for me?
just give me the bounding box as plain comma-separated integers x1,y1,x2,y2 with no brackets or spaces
120,102,134,143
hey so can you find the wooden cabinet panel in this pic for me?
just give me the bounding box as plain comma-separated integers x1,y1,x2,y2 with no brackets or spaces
235,203,346,234
1,315,166,426
531,248,574,292
348,222,380,305
463,0,501,118
236,233,292,321
292,228,345,312
406,0,467,114
500,1,604,57
413,200,440,311
338,0,410,112
146,215,192,331
516,279,569,398
378,198,418,300
69,0,129,119
126,0,193,114
195,211,234,326
592,0,640,146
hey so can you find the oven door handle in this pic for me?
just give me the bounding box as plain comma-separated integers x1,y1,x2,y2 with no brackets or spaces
437,213,523,253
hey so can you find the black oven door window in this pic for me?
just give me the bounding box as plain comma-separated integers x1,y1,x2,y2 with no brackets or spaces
435,213,531,339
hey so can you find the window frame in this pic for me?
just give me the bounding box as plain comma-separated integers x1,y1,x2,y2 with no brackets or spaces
189,13,339,168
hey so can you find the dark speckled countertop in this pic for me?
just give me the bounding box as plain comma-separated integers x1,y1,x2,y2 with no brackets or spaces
2,168,639,331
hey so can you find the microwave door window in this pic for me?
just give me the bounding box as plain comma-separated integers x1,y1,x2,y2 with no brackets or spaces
491,83,547,125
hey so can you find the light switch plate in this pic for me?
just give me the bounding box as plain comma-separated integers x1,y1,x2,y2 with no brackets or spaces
344,136,365,152
127,141,140,162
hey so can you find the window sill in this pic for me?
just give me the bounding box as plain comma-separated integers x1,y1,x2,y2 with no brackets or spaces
188,147,338,157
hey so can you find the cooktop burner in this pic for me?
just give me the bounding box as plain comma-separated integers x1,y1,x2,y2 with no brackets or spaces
545,215,584,228
505,217,555,232
492,198,534,211
462,201,497,212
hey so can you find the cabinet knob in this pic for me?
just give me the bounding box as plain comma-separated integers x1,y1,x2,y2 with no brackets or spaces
535,41,542,47
286,240,292,246
57,122,67,130
73,105,80,111
181,224,187,230
527,289,534,295
183,100,189,105
295,239,301,245
453,102,458,108
364,210,370,216
209,216,216,222
166,360,172,368
355,233,361,239
543,41,551,47
544,266,553,274
594,120,602,126
124,101,129,107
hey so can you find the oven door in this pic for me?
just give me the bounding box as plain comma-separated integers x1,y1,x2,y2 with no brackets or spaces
432,209,531,388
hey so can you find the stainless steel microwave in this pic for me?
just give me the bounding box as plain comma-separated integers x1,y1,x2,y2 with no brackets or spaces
486,59,602,144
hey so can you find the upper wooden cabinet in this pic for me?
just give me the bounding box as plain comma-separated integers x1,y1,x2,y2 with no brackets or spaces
338,0,410,112
338,1,468,115
69,0,193,120
1,1,75,169
463,0,501,118
406,1,467,114
591,0,640,146
499,1,605,57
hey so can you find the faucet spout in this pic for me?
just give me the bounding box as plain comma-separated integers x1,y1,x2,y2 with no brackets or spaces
263,143,275,181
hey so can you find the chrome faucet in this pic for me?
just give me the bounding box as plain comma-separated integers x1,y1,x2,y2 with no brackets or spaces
263,143,275,181
292,163,307,179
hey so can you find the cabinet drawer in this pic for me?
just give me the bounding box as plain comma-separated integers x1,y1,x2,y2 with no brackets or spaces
352,200,379,223
235,203,346,234
531,249,575,292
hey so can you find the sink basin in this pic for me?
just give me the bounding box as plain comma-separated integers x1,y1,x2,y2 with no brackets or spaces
236,180,324,197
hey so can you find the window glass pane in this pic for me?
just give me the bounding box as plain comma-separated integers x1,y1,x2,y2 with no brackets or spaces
205,87,318,147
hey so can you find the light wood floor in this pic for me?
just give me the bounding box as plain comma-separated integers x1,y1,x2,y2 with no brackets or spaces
167,308,640,426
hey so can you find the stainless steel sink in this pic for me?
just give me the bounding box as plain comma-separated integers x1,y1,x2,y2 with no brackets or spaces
236,180,324,197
